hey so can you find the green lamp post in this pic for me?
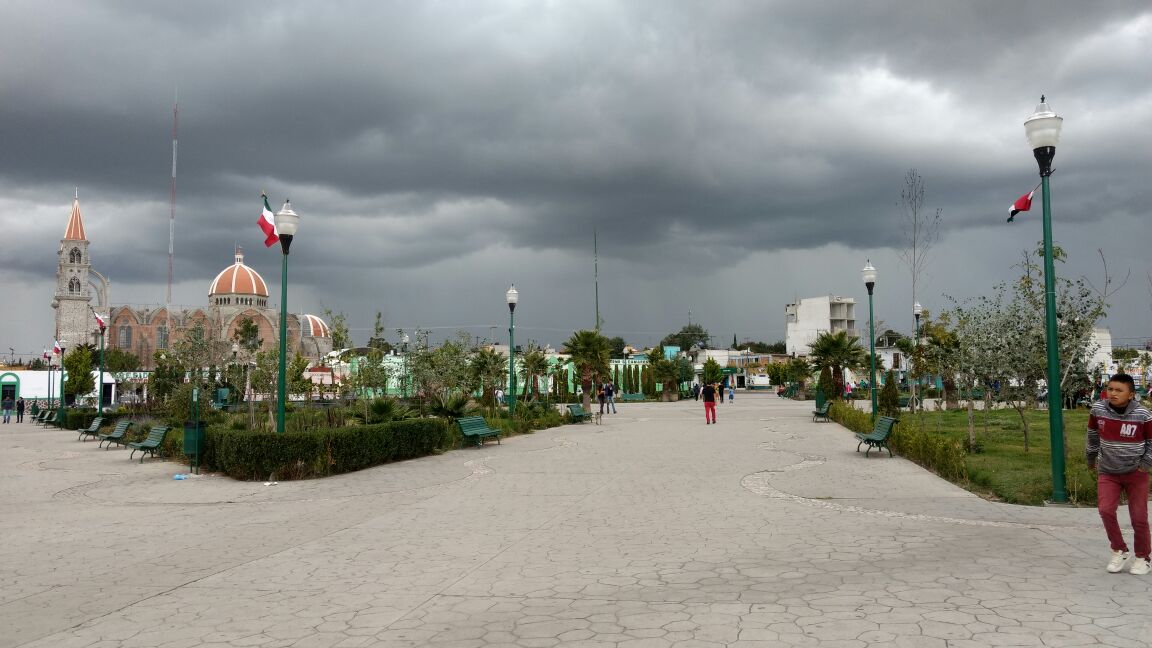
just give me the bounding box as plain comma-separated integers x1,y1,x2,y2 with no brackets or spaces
862,261,878,420
401,332,410,399
506,284,518,415
1025,96,1068,503
913,301,923,412
94,310,106,411
57,341,67,424
274,200,300,435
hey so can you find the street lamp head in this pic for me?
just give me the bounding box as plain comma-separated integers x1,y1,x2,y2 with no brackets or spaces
402,332,410,344
232,342,240,358
861,260,877,293
506,284,518,312
274,200,300,253
1024,96,1063,176
913,301,923,318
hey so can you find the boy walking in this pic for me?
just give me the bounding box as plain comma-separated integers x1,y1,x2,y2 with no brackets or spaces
1087,373,1152,575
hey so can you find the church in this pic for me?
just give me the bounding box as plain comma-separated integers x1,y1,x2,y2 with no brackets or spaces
52,195,333,370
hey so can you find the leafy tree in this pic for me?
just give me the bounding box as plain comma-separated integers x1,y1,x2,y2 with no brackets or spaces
520,345,550,402
787,357,811,387
742,340,786,354
409,330,472,401
807,331,867,398
28,357,46,370
647,345,681,401
660,324,710,351
702,357,723,385
879,370,901,417
103,347,141,373
607,336,628,359
469,347,507,407
321,308,351,350
563,329,611,411
232,316,263,425
288,353,313,399
1113,347,1140,372
367,312,393,354
817,366,833,400
63,346,95,403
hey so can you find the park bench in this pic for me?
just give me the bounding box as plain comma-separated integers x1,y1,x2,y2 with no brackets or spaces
98,420,133,449
128,426,170,463
47,410,65,428
778,384,798,399
619,393,644,402
457,416,501,447
77,417,105,442
812,403,831,423
855,416,898,458
567,404,594,423
34,409,52,425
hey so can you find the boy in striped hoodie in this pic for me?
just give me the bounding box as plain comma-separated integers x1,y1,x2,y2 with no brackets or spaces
1086,373,1152,575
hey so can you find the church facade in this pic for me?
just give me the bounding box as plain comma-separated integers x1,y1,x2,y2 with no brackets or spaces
53,196,332,369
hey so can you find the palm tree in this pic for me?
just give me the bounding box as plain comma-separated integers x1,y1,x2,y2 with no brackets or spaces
468,347,507,407
563,329,611,411
807,331,868,398
520,345,550,402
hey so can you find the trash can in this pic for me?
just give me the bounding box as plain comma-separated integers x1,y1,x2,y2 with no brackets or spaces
183,421,205,464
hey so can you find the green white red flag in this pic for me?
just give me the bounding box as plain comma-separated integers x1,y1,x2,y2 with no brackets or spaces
258,193,278,246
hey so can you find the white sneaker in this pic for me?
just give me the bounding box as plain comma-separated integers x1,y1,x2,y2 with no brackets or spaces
1130,557,1150,575
1107,550,1130,573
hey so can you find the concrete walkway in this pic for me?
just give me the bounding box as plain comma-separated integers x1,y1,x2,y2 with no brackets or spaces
2,394,1148,647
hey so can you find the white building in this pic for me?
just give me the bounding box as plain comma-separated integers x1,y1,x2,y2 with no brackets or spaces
1090,327,1114,375
785,295,857,356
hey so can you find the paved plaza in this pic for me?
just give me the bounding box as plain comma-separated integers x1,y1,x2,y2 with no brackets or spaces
3,394,1150,647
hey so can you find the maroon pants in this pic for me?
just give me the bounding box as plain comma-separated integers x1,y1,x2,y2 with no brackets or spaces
704,401,716,423
1098,470,1150,559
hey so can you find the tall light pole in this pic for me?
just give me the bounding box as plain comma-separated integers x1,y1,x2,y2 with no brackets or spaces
401,332,410,399
1025,96,1067,503
913,301,923,412
862,261,878,420
57,342,67,423
45,350,54,409
506,285,518,415
96,318,106,411
274,201,300,435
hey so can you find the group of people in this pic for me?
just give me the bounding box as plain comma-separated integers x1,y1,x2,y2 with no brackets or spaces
1,396,27,423
596,382,617,414
691,382,733,425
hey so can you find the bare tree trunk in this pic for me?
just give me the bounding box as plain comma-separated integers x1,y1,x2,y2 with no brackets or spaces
966,394,976,448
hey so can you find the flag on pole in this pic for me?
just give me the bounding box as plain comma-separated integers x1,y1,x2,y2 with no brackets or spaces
1007,182,1042,223
258,193,278,247
53,340,62,355
43,349,49,361
93,312,106,329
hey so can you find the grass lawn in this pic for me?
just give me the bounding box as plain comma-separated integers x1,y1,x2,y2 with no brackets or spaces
905,406,1105,506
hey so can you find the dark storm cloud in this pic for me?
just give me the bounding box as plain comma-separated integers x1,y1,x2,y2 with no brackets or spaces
1,1,1150,353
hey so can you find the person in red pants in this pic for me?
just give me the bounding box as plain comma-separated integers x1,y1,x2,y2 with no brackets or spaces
1087,373,1152,575
702,382,717,424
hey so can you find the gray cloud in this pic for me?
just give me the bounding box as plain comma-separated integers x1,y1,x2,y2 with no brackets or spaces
1,1,1150,358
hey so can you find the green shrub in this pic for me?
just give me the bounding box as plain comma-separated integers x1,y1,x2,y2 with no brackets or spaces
209,418,451,481
828,401,967,483
878,371,900,418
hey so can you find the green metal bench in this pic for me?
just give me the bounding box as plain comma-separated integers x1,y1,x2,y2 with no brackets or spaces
77,417,105,442
566,404,594,423
812,403,831,423
34,409,52,425
98,420,133,449
457,416,501,447
618,393,644,402
855,416,898,458
778,384,799,399
128,426,170,463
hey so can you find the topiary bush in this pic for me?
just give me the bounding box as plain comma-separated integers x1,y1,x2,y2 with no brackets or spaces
879,370,900,418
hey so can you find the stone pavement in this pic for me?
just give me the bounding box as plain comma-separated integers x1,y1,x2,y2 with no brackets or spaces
2,394,1150,647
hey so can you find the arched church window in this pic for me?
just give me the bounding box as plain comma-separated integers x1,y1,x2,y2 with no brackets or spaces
119,326,133,349
68,277,81,293
157,326,169,350
69,248,82,263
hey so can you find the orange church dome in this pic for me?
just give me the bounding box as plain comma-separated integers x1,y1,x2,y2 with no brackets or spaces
301,314,331,338
209,248,269,298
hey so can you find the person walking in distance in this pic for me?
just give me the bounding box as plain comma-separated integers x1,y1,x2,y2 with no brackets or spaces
1087,373,1152,575
15,397,25,423
1,395,12,424
605,381,617,414
728,383,734,403
702,382,717,424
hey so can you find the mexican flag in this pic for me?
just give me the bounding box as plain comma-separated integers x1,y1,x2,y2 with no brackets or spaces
93,312,106,329
258,193,278,247
1007,182,1042,223
53,340,62,355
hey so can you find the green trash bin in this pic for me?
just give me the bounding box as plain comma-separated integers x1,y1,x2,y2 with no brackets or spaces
183,421,205,473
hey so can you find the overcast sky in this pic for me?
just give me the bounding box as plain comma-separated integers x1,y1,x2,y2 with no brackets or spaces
1,1,1150,361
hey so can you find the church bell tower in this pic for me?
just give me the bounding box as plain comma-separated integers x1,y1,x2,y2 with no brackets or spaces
53,192,94,347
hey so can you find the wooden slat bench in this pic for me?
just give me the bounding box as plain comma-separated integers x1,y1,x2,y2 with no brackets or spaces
128,426,170,463
457,416,501,447
77,417,105,442
855,416,898,458
98,420,133,449
566,404,593,423
812,403,831,423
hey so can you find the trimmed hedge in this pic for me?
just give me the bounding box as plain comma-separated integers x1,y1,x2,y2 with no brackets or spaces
208,418,451,481
828,402,967,482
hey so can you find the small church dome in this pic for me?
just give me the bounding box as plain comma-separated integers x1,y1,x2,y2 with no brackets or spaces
209,248,269,298
301,314,331,338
